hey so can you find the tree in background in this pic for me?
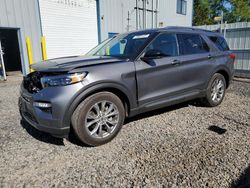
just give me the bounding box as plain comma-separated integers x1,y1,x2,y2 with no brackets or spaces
193,0,228,25
193,0,213,25
230,0,250,22
193,0,250,25
209,0,226,18
208,0,236,24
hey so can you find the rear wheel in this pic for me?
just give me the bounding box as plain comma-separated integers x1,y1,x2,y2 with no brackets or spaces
203,73,226,107
71,92,125,146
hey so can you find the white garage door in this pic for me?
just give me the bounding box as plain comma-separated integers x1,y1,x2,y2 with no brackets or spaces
39,0,98,59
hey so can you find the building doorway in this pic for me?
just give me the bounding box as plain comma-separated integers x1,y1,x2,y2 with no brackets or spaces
0,28,22,74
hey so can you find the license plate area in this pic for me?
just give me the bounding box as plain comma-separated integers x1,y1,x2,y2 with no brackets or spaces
20,97,38,124
20,94,33,113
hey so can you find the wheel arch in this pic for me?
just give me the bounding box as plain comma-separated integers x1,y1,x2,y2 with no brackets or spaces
81,87,131,117
206,66,231,90
62,82,135,129
216,69,230,88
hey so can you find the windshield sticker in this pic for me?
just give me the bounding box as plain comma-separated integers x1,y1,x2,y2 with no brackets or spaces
133,34,150,39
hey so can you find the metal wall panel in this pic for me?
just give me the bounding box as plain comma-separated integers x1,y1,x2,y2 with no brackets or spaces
99,0,193,41
196,22,250,74
0,0,42,75
39,0,98,59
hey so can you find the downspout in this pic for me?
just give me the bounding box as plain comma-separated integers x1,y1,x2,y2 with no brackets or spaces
96,0,101,43
136,0,138,30
145,0,147,28
142,0,146,29
37,0,44,63
152,0,154,28
37,0,43,36
155,0,158,28
191,0,194,26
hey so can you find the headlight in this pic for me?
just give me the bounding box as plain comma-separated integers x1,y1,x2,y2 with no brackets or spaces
41,73,87,88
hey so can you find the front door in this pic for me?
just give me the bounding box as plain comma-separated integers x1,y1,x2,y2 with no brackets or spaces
135,33,182,107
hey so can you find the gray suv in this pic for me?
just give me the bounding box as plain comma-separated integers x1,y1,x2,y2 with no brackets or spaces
19,27,235,146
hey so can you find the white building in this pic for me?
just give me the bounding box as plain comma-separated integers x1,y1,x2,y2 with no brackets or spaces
0,0,193,76
99,0,194,40
40,0,193,59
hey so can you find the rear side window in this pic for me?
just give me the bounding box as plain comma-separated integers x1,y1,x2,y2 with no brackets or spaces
177,34,210,55
209,36,229,51
146,33,178,57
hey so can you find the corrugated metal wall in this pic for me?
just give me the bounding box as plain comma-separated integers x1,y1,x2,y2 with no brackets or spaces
99,0,193,41
196,22,250,77
39,0,98,59
0,0,42,75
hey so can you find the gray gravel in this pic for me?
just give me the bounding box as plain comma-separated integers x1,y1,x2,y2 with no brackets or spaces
0,76,250,188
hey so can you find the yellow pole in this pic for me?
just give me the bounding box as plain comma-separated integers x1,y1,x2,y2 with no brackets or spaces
41,36,47,60
106,46,110,55
26,36,33,72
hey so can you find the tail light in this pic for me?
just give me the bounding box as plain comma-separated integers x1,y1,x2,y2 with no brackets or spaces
229,53,236,63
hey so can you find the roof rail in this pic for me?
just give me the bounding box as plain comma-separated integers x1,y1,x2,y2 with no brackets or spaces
162,26,214,33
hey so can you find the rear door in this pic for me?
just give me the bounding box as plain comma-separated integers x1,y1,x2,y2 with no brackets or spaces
175,33,215,93
135,33,183,107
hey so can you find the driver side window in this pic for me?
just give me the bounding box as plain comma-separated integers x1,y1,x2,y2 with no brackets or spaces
145,33,178,57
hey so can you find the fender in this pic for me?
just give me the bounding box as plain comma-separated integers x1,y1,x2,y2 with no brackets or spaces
62,81,137,128
205,65,232,89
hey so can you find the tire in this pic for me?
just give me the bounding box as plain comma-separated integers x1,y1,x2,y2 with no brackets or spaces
71,92,125,146
203,73,226,107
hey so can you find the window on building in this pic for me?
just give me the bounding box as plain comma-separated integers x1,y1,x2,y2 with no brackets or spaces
145,34,178,57
177,0,187,15
209,36,229,51
177,34,210,55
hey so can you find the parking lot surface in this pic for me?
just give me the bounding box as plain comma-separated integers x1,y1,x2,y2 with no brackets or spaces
0,77,249,187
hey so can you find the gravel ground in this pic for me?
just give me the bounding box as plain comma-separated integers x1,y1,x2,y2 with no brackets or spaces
0,76,249,188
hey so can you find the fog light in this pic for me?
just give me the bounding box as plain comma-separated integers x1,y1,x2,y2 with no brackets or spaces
33,102,52,108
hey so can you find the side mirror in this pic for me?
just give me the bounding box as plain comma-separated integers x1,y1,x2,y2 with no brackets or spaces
141,49,165,61
120,39,127,44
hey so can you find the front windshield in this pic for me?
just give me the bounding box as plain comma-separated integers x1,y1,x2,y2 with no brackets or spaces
86,32,153,59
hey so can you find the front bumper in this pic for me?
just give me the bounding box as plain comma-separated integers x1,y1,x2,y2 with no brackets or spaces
19,81,84,138
19,96,70,138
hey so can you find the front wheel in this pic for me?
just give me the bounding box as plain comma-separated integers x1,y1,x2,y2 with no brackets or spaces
203,73,226,107
71,92,125,146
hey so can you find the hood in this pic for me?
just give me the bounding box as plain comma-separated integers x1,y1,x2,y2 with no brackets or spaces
31,56,125,72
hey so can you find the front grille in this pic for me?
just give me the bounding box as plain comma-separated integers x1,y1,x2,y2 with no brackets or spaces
23,71,43,93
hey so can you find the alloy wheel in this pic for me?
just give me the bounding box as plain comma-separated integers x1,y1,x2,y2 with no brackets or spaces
211,78,225,103
85,100,119,139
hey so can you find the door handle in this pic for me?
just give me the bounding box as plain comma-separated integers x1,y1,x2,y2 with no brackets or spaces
0,50,4,55
208,54,213,59
171,59,181,65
